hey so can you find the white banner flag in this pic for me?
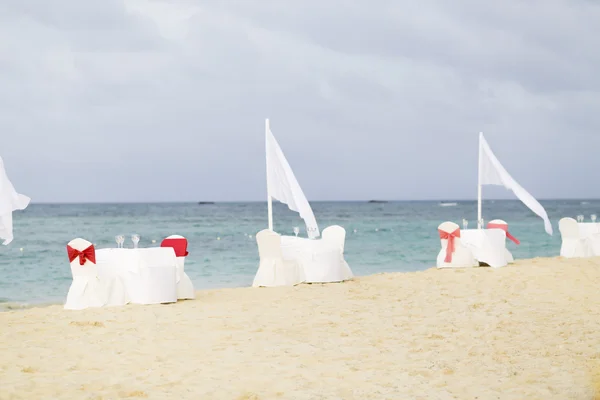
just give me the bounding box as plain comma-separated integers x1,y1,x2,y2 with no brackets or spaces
479,133,552,235
0,156,31,245
266,121,320,238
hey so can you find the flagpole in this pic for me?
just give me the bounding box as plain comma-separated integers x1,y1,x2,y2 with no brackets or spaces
477,132,483,229
266,118,273,231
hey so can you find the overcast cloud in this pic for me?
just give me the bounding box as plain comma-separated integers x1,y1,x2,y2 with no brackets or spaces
1,0,599,202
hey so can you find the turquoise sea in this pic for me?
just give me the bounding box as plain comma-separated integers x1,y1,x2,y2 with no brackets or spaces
0,199,597,309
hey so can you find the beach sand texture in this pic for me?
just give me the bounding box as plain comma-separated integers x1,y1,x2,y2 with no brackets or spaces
1,256,599,399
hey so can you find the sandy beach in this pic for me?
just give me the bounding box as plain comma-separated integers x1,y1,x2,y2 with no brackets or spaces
1,256,599,400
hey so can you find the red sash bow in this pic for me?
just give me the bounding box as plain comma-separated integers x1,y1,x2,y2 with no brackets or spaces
161,238,189,257
487,223,520,245
438,228,460,263
67,244,96,265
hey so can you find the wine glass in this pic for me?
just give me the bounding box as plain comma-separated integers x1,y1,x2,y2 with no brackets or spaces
577,215,584,223
115,234,125,248
131,234,140,249
293,227,299,237
478,219,484,229
462,219,468,230
592,214,597,223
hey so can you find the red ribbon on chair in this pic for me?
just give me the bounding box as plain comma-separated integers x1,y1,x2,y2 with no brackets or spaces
66,244,96,265
161,238,189,257
438,228,460,263
487,223,520,245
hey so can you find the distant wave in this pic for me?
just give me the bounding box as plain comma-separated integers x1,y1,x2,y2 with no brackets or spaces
0,300,58,312
581,201,589,205
439,202,458,207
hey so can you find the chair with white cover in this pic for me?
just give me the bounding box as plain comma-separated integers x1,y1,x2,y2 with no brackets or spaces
64,238,129,310
559,217,591,258
320,225,353,281
161,235,195,300
436,222,478,268
253,229,305,287
487,219,518,263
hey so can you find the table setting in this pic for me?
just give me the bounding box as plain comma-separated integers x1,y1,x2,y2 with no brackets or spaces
458,219,508,268
94,234,178,304
279,226,351,283
574,214,600,256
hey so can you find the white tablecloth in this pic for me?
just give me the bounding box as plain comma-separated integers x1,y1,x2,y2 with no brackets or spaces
280,236,349,282
579,223,600,238
95,247,177,304
579,223,600,256
460,229,508,268
96,247,175,275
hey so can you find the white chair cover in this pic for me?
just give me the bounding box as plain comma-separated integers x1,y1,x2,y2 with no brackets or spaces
488,219,515,263
253,229,305,287
162,235,195,300
436,222,478,268
559,218,591,258
320,225,353,282
64,238,129,310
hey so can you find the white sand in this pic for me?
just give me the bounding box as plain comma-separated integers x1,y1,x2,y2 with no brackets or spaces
2,256,600,400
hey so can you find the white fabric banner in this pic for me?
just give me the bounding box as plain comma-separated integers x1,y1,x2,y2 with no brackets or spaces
0,156,30,245
266,122,320,238
479,133,553,235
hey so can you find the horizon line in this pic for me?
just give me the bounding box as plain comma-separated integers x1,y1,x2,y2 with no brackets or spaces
26,197,600,205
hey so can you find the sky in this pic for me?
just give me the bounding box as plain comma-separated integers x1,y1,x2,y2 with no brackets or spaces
1,0,599,203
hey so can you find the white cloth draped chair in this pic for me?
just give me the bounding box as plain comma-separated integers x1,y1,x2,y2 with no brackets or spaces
161,235,195,300
253,229,305,287
487,219,518,263
559,217,592,258
436,222,478,268
64,238,129,310
320,225,354,282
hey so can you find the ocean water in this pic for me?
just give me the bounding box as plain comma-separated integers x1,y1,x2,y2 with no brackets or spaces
0,200,597,309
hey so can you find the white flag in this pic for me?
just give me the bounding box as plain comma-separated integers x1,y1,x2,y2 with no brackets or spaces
479,133,552,235
0,156,30,245
266,121,320,238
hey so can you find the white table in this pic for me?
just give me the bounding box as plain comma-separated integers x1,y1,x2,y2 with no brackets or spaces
280,236,350,283
579,222,600,238
460,229,508,268
96,247,178,304
579,223,600,256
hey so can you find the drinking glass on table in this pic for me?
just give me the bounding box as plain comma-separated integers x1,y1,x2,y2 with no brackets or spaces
115,235,124,248
293,227,300,237
577,215,584,223
591,214,597,223
462,219,468,230
131,234,140,248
